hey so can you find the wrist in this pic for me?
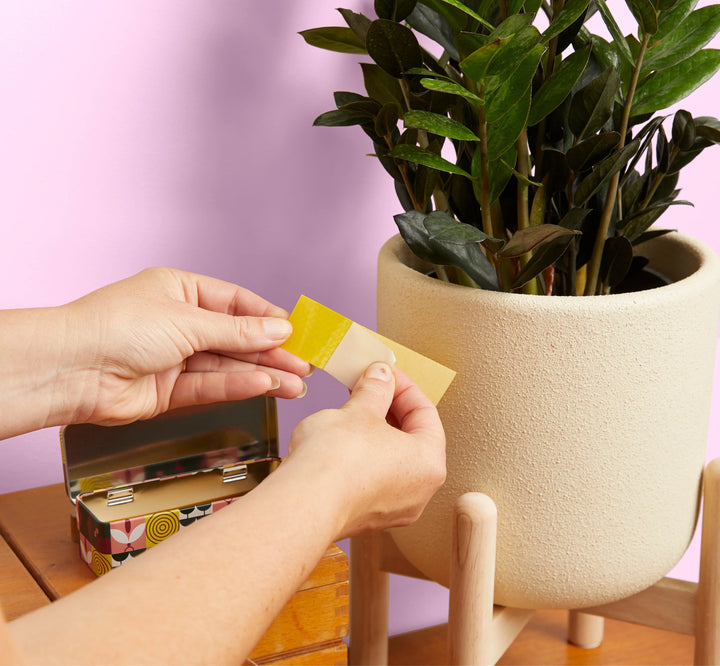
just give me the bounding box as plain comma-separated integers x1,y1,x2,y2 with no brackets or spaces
0,305,97,438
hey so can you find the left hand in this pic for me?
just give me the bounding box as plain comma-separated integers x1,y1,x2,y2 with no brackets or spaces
61,267,310,425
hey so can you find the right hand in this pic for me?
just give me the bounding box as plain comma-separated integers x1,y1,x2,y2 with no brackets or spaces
284,362,446,539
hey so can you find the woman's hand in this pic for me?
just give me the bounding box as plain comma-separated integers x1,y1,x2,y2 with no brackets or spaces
0,267,310,438
63,267,311,425
283,362,446,539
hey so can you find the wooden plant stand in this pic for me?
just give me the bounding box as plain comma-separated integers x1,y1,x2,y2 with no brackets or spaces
349,458,720,665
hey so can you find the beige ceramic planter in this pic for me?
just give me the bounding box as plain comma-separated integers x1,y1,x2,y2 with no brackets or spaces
378,232,720,609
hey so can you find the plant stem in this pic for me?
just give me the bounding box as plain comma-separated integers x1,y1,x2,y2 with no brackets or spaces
516,130,539,294
584,32,651,296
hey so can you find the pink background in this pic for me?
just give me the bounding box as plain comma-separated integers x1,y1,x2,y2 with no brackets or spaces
1,1,718,635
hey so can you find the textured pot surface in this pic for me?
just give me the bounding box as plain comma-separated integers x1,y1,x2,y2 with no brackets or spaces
378,232,720,609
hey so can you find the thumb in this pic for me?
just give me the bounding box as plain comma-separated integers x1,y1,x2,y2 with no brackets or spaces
344,362,396,418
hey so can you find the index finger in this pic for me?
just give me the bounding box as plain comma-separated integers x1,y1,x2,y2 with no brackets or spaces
389,367,445,439
174,270,289,319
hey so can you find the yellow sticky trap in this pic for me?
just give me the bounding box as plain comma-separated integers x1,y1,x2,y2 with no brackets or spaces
283,296,456,405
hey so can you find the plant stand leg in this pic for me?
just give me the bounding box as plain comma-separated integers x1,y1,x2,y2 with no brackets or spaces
349,532,389,666
448,492,498,666
695,458,720,665
568,611,604,648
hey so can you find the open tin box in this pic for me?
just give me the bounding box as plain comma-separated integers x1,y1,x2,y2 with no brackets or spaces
60,397,280,576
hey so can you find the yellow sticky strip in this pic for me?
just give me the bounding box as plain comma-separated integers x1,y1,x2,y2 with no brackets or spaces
366,330,456,407
283,296,456,405
283,295,352,368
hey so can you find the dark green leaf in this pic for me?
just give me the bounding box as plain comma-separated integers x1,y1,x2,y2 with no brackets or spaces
487,91,531,161
390,144,472,177
486,44,544,123
656,125,669,172
595,0,634,63
626,0,659,35
489,13,534,39
404,109,481,140
361,63,404,106
643,5,720,71
375,103,400,137
432,0,494,29
542,0,591,43
633,49,720,115
695,118,720,144
600,235,634,288
334,91,370,108
375,0,418,21
424,212,496,244
338,8,372,43
487,25,542,77
568,67,621,140
567,132,621,172
394,211,499,289
460,39,506,82
406,3,459,61
653,0,697,43
574,139,640,205
420,78,484,105
499,224,581,258
672,109,695,150
528,44,591,127
299,27,368,54
313,109,374,127
366,19,424,78
511,235,577,289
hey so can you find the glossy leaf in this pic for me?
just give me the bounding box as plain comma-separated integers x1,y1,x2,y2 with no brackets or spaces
542,0,591,43
375,0,418,21
433,0,494,30
420,77,484,105
299,27,368,54
653,0,697,43
338,8,372,42
511,235,577,289
375,103,400,137
528,44,591,127
313,109,373,127
424,212,495,244
390,144,472,177
487,90,531,161
487,25,542,77
595,0,634,63
567,132,621,172
633,49,720,115
460,39,506,83
574,139,640,205
485,44,544,123
568,67,621,140
499,224,580,258
643,6,720,71
394,211,499,290
366,19,424,78
404,109,480,140
406,3,459,61
600,235,634,288
626,0,659,35
672,109,696,150
362,63,404,106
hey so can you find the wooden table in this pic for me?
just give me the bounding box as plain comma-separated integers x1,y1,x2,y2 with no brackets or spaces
0,483,348,665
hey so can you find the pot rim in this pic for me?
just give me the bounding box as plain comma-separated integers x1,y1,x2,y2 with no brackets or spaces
379,231,720,314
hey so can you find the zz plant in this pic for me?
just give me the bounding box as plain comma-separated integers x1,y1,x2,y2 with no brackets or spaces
302,0,720,295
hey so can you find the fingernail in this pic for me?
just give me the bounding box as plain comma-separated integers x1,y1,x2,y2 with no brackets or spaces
296,382,308,399
365,361,393,381
305,365,316,378
263,318,292,341
268,375,281,390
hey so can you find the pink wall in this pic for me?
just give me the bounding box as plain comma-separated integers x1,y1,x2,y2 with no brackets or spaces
1,1,718,635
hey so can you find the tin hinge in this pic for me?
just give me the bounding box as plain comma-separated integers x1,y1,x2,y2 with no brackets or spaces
107,487,134,507
222,463,248,484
